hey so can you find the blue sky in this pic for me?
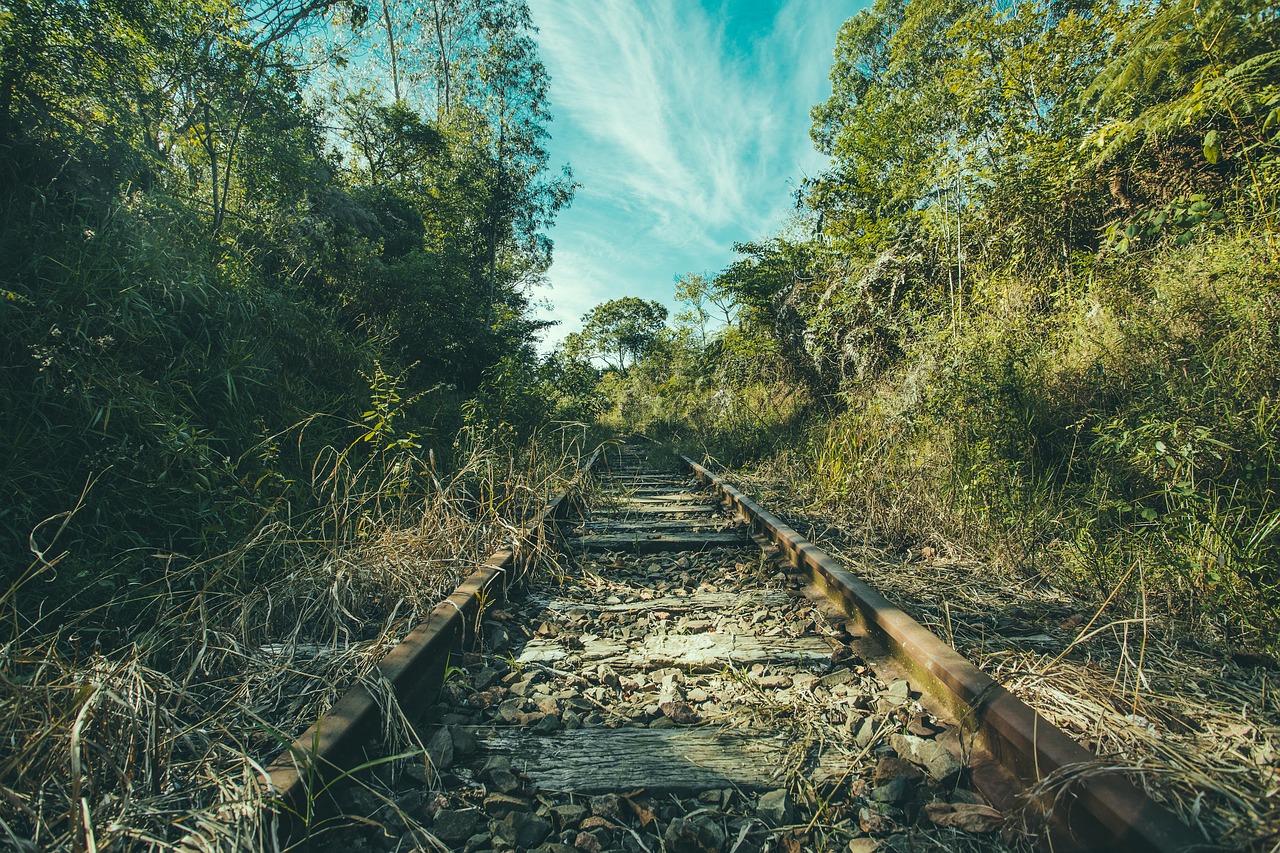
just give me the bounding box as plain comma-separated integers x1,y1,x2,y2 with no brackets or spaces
527,1,860,350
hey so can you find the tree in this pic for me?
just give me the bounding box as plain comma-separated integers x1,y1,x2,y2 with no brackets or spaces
577,297,668,371
807,0,976,251
674,272,741,345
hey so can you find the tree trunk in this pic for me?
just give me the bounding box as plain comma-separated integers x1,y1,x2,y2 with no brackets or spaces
380,0,402,102
432,1,452,115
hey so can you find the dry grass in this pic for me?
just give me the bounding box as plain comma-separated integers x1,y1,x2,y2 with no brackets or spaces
0,426,595,852
730,469,1280,852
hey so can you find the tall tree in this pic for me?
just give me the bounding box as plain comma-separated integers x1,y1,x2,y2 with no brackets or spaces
578,297,669,371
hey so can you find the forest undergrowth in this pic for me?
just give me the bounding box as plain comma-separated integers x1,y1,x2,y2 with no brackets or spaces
0,424,595,851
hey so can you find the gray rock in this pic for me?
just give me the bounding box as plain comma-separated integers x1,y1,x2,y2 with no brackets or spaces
433,808,484,843
492,811,553,848
451,725,477,757
463,832,491,853
870,776,913,804
589,793,621,819
884,680,910,705
663,815,727,852
756,788,793,826
484,622,511,652
820,668,858,687
890,733,963,781
490,767,521,794
854,716,878,747
550,803,589,829
343,786,380,813
534,712,563,734
426,726,454,770
482,755,512,776
496,698,525,724
403,758,432,785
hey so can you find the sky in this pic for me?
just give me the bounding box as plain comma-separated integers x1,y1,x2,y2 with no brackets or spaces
526,0,860,350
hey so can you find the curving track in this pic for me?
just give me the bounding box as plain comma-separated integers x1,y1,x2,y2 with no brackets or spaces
266,443,1191,853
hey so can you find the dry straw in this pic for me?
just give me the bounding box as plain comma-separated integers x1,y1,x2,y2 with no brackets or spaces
735,469,1280,851
0,424,595,851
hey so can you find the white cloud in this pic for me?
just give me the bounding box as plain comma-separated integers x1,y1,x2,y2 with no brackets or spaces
529,0,853,350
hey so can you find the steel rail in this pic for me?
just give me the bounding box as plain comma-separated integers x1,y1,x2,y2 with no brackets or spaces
263,447,602,841
683,455,1193,853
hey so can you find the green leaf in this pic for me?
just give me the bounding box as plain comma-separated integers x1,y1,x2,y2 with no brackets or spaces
1141,507,1158,521
1203,129,1220,164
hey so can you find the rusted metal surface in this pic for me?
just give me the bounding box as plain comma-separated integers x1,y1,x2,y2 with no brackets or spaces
682,455,1192,853
264,448,601,836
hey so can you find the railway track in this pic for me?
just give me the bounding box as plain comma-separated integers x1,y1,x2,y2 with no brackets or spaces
266,443,1193,853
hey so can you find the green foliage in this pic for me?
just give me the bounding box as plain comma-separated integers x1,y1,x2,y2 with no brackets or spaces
601,0,1280,660
766,239,1280,652
1082,0,1280,243
0,0,573,608
574,296,669,371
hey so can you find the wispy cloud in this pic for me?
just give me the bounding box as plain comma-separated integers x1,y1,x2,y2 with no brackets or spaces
529,0,853,347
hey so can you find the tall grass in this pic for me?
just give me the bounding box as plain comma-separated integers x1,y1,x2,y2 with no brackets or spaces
0,423,592,851
785,237,1279,652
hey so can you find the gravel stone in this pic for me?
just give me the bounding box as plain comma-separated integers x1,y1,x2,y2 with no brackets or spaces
551,803,589,829
433,808,484,843
874,756,923,785
426,726,454,770
890,733,963,781
589,794,621,819
492,811,553,848
755,789,793,826
463,832,492,853
573,830,603,852
663,815,727,852
870,776,913,804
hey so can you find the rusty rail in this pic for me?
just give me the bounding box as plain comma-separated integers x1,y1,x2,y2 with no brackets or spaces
264,447,601,839
682,455,1191,853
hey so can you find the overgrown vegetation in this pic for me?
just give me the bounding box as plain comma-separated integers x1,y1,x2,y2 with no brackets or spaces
0,0,599,847
3,0,1278,846
565,0,1280,657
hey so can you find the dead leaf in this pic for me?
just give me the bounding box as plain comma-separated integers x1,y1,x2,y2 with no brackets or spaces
623,794,657,828
924,802,1003,833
